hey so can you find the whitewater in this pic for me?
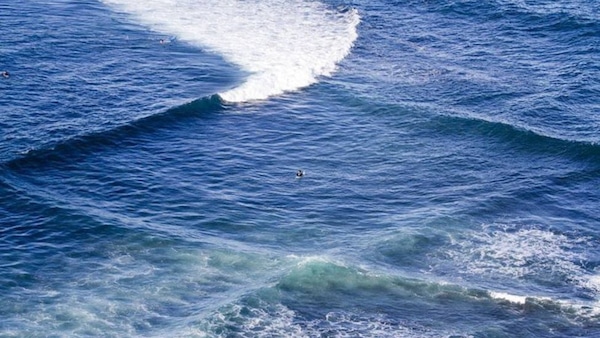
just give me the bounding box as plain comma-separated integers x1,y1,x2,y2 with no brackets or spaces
101,0,360,102
1,0,599,337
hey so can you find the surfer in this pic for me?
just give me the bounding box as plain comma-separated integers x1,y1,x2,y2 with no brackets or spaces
2,71,9,78
296,169,304,178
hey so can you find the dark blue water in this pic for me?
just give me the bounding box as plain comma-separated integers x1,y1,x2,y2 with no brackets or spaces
1,0,600,337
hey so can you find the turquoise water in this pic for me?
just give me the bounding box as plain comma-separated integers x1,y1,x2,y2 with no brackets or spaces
1,0,600,337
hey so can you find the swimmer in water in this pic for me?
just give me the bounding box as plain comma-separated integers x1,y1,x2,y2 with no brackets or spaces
296,169,304,178
2,71,9,78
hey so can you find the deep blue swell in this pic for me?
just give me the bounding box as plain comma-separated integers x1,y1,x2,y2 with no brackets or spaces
2,96,226,172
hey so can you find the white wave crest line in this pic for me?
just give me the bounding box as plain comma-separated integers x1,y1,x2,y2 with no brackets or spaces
446,225,600,317
489,290,600,318
488,291,548,305
101,0,360,102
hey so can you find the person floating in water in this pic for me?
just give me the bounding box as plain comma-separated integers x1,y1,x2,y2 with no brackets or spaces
2,71,9,78
296,169,304,178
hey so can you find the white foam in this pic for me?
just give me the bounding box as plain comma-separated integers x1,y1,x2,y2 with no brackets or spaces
488,291,556,306
206,302,307,337
101,0,360,102
582,274,600,294
488,290,600,320
444,225,600,317
206,302,466,338
488,291,528,304
448,227,590,284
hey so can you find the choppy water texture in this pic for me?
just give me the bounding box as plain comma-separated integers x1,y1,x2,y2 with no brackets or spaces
1,0,600,337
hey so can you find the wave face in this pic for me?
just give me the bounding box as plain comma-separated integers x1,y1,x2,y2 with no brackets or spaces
3,0,600,336
101,0,360,102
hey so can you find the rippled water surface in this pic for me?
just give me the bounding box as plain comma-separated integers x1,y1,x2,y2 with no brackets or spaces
1,0,600,337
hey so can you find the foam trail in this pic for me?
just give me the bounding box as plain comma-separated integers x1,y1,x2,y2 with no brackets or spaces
101,0,360,103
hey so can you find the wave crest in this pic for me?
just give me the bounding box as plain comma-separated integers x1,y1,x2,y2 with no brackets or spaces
101,0,360,102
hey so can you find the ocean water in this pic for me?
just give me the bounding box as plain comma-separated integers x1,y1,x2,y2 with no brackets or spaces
1,0,600,337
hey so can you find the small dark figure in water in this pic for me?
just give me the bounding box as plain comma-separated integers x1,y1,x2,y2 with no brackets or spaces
296,169,304,178
2,71,9,78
